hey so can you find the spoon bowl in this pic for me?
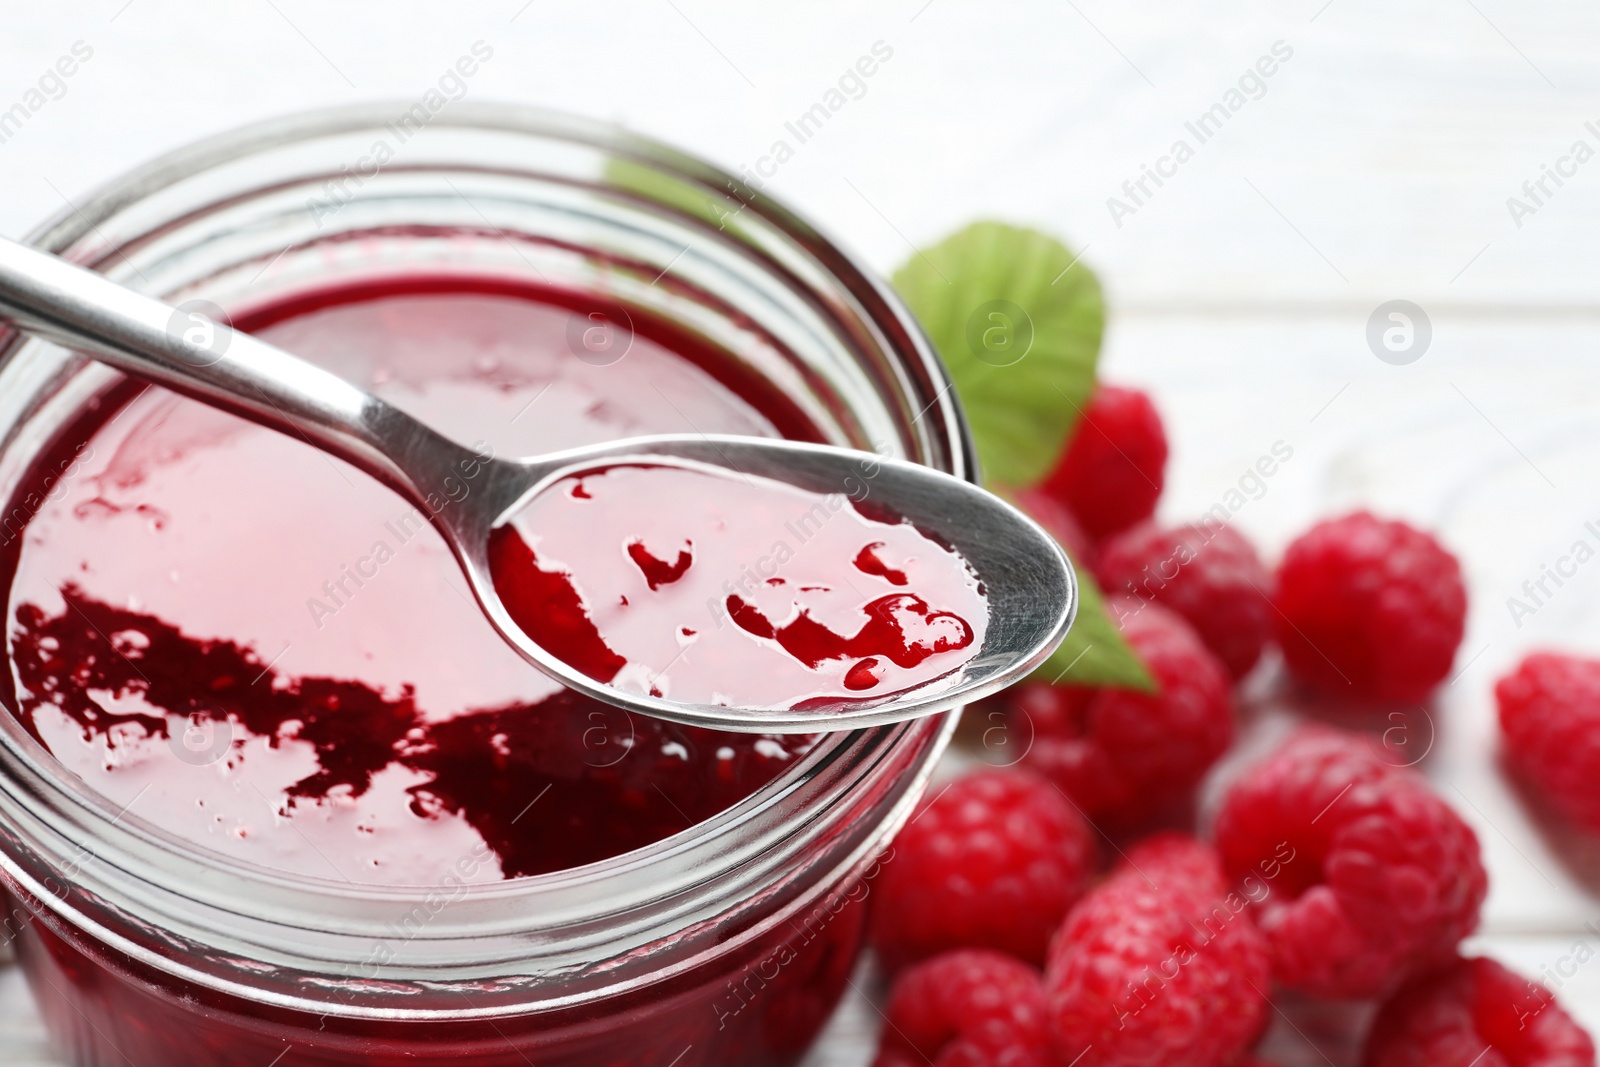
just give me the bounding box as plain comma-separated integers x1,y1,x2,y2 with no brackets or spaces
0,236,1075,732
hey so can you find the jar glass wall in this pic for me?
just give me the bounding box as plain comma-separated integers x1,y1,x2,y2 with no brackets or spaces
0,104,974,1066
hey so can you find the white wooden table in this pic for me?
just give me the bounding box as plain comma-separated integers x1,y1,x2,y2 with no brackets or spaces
5,2,1600,1063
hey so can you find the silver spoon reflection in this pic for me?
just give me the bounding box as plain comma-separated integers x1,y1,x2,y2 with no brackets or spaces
0,236,1074,733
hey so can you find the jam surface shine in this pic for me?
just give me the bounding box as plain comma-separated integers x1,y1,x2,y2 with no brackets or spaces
3,287,824,883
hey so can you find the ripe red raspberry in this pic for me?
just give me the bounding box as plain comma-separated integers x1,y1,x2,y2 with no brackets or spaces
1097,520,1274,679
1014,485,1098,574
1042,384,1168,540
1016,597,1234,827
1363,956,1597,1067
1214,727,1487,999
1273,511,1467,703
1496,652,1600,832
1045,834,1271,1067
871,769,1096,970
873,949,1054,1067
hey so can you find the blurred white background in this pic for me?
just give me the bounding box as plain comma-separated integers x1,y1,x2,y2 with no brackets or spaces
5,2,1600,1064
6,0,1600,305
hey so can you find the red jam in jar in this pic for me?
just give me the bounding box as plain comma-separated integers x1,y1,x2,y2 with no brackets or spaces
0,279,917,1064
7,282,824,883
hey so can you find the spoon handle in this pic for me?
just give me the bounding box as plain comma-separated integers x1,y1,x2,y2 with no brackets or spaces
0,236,475,506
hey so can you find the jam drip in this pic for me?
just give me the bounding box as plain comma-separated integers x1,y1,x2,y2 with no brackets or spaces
724,593,974,669
853,542,909,586
488,526,627,683
626,539,694,591
10,587,809,877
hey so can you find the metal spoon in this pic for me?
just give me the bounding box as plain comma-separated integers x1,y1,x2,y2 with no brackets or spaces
0,236,1075,733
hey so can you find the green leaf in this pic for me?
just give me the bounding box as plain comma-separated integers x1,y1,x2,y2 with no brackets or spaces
1034,565,1155,691
891,221,1104,488
897,223,1147,690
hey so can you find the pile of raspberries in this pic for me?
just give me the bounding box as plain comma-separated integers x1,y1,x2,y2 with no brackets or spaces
866,385,1598,1067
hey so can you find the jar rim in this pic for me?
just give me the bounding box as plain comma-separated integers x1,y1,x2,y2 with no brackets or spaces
0,102,972,1013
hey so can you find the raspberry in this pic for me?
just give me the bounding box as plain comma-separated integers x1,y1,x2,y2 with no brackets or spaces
1214,727,1487,999
1045,834,1271,1067
873,950,1054,1067
1273,511,1467,703
1042,384,1168,540
1014,486,1098,574
1363,956,1597,1067
871,769,1096,970
1097,520,1274,679
935,1023,1059,1067
1016,597,1234,827
1495,652,1600,832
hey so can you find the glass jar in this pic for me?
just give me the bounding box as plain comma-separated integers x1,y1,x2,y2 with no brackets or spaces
0,104,973,1065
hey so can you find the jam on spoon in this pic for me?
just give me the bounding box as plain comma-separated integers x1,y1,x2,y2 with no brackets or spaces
0,235,1075,733
488,461,985,710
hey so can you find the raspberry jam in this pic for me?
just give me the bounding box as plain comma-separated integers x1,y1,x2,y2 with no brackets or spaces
0,279,904,1064
5,283,828,884
489,462,984,708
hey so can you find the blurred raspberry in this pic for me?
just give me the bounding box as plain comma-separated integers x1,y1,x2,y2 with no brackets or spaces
1013,485,1099,574
871,769,1096,970
1214,726,1487,999
1097,520,1274,679
873,949,1054,1067
1496,652,1600,832
1042,384,1168,541
1274,511,1466,703
1363,956,1597,1067
1045,834,1271,1067
1017,597,1234,828
937,1022,1059,1067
